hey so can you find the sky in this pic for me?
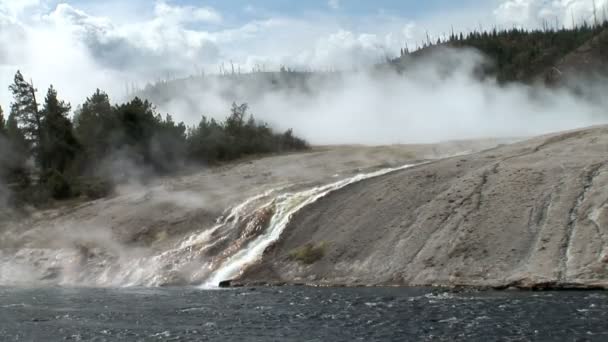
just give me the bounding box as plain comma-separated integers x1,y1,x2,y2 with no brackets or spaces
1,0,607,110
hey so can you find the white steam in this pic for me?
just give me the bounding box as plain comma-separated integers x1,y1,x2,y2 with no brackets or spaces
152,48,608,145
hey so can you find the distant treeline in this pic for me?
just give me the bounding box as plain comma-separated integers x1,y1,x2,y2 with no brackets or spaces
0,71,308,206
129,20,608,113
394,20,608,83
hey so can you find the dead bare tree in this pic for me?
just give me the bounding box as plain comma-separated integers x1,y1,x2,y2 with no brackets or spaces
593,0,599,27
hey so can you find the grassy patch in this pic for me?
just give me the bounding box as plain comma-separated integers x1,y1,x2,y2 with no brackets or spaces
289,242,328,265
80,177,114,200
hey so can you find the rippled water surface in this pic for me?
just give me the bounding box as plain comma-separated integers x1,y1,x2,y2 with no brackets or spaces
0,287,607,341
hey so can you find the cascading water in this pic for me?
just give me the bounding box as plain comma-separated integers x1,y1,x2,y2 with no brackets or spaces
132,164,415,288
0,164,414,288
201,164,414,288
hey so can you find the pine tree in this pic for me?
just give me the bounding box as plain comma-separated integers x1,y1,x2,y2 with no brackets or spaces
226,102,247,136
9,71,41,149
0,104,7,182
3,112,30,186
73,89,114,162
0,105,5,134
39,86,79,176
5,113,28,153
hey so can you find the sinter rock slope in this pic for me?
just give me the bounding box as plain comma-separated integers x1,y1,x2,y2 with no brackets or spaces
239,125,608,289
3,142,499,287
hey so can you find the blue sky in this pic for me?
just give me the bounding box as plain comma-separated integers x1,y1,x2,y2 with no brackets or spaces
185,0,491,17
96,0,497,24
75,0,489,17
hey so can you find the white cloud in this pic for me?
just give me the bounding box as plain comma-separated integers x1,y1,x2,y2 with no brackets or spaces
495,0,608,28
0,1,223,107
154,0,222,24
0,0,42,17
300,30,390,69
1,0,608,112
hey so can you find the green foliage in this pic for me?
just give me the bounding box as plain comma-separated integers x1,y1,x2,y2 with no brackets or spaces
281,129,309,151
40,86,79,175
187,102,309,164
75,94,188,175
13,183,50,207
81,177,114,200
151,113,187,172
5,113,27,151
289,242,328,265
9,70,41,148
1,71,309,207
110,97,186,172
42,169,72,200
0,105,5,133
73,89,114,164
1,112,30,187
394,21,608,83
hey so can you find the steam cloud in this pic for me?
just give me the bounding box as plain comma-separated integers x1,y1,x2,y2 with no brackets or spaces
152,48,608,145
2,0,608,112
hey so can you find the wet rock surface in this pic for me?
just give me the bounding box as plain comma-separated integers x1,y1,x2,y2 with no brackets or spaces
239,125,608,289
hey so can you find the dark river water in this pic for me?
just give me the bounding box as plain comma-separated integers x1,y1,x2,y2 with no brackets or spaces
0,287,607,341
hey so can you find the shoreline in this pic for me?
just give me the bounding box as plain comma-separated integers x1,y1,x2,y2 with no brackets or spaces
220,280,608,291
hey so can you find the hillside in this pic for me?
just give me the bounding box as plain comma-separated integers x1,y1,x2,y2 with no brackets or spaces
396,23,608,84
545,28,608,84
135,23,608,110
1,141,503,287
237,125,608,289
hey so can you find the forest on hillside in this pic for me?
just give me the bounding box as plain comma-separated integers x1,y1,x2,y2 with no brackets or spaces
0,71,308,208
128,21,608,120
394,20,608,83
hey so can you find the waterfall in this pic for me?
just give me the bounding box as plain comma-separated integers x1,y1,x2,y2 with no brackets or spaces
202,164,414,288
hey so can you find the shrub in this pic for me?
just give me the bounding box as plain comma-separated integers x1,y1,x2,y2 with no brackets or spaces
44,170,72,200
14,183,51,207
289,242,328,265
187,104,309,164
82,178,114,200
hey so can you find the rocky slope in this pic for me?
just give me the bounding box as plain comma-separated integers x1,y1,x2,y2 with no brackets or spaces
1,141,500,287
545,28,608,84
238,125,608,289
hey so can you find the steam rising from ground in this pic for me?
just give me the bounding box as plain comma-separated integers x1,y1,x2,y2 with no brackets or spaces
153,48,608,145
0,148,431,287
